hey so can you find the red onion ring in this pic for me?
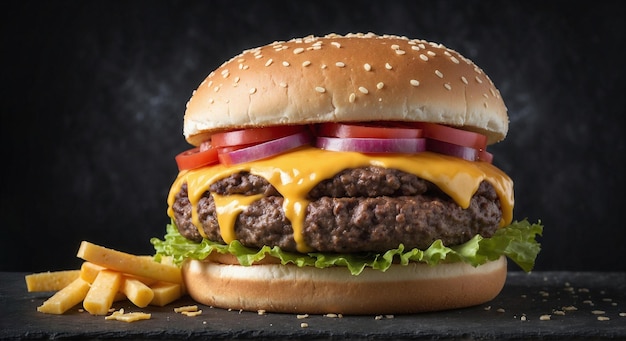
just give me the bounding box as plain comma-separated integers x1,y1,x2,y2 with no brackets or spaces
426,139,478,161
316,137,426,154
218,131,312,165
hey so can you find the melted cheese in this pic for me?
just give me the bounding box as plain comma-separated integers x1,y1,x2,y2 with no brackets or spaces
167,147,514,253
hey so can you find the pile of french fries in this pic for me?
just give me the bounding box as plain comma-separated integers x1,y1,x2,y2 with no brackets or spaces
25,241,184,317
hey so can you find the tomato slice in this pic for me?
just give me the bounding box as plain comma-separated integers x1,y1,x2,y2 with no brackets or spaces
413,122,487,150
211,125,306,148
175,144,219,171
318,122,423,139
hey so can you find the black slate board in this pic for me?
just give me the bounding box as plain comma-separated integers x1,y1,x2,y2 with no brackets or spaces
1,271,625,340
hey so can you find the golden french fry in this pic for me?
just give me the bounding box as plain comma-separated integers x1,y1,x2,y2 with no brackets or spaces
36,277,90,314
121,277,154,308
149,281,182,307
83,269,122,315
25,270,81,292
80,261,106,283
77,241,182,284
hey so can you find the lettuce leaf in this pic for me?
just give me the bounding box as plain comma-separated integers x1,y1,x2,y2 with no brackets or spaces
151,219,542,275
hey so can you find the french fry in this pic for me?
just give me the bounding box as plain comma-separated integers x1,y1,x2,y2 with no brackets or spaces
121,277,154,308
80,261,106,283
37,277,90,314
81,261,157,286
25,270,81,292
83,270,122,315
77,241,182,284
149,281,182,307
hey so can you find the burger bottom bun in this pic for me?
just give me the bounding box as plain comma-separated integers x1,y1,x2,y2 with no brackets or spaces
182,256,507,315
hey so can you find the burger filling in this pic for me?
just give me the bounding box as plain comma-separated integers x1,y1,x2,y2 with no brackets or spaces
171,166,501,253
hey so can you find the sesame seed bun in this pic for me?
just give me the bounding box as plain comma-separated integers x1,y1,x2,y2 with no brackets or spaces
182,256,507,315
184,32,508,146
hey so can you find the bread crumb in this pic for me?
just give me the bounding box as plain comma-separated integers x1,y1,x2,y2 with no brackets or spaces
174,305,199,313
181,310,202,317
257,309,266,315
375,315,383,320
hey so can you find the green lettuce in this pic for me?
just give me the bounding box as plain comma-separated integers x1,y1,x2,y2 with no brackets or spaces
151,219,542,275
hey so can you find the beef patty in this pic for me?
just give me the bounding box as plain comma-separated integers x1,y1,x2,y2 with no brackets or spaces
171,167,502,253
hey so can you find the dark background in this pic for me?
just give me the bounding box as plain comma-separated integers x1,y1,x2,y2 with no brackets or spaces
2,1,624,272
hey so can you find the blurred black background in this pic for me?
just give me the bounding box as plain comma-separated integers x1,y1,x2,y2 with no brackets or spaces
2,1,624,272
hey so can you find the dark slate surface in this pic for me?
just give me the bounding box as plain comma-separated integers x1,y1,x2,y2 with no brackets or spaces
2,271,625,340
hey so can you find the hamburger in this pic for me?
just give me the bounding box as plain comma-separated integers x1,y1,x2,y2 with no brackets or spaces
152,33,542,314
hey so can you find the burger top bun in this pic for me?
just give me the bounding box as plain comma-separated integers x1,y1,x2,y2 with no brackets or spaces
184,33,508,146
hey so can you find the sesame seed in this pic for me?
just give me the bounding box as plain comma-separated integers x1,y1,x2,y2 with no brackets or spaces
411,45,420,51
315,86,326,93
331,41,341,48
435,70,444,78
539,315,551,321
254,54,263,59
364,63,372,71
242,65,249,70
450,56,460,64
385,63,393,70
483,93,489,98
376,82,384,89
490,88,497,97
300,322,309,328
475,76,483,84
302,60,311,67
265,59,273,67
249,88,257,94
410,79,420,87
213,86,220,92
282,61,290,67
427,50,436,56
419,54,429,61
358,86,369,94
391,44,400,50
321,64,327,69
335,61,346,68
597,316,611,321
444,83,452,90
395,49,406,55
349,93,356,103
279,82,287,88
208,98,214,104
207,80,213,87
461,76,469,84
234,76,240,83
293,47,304,54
